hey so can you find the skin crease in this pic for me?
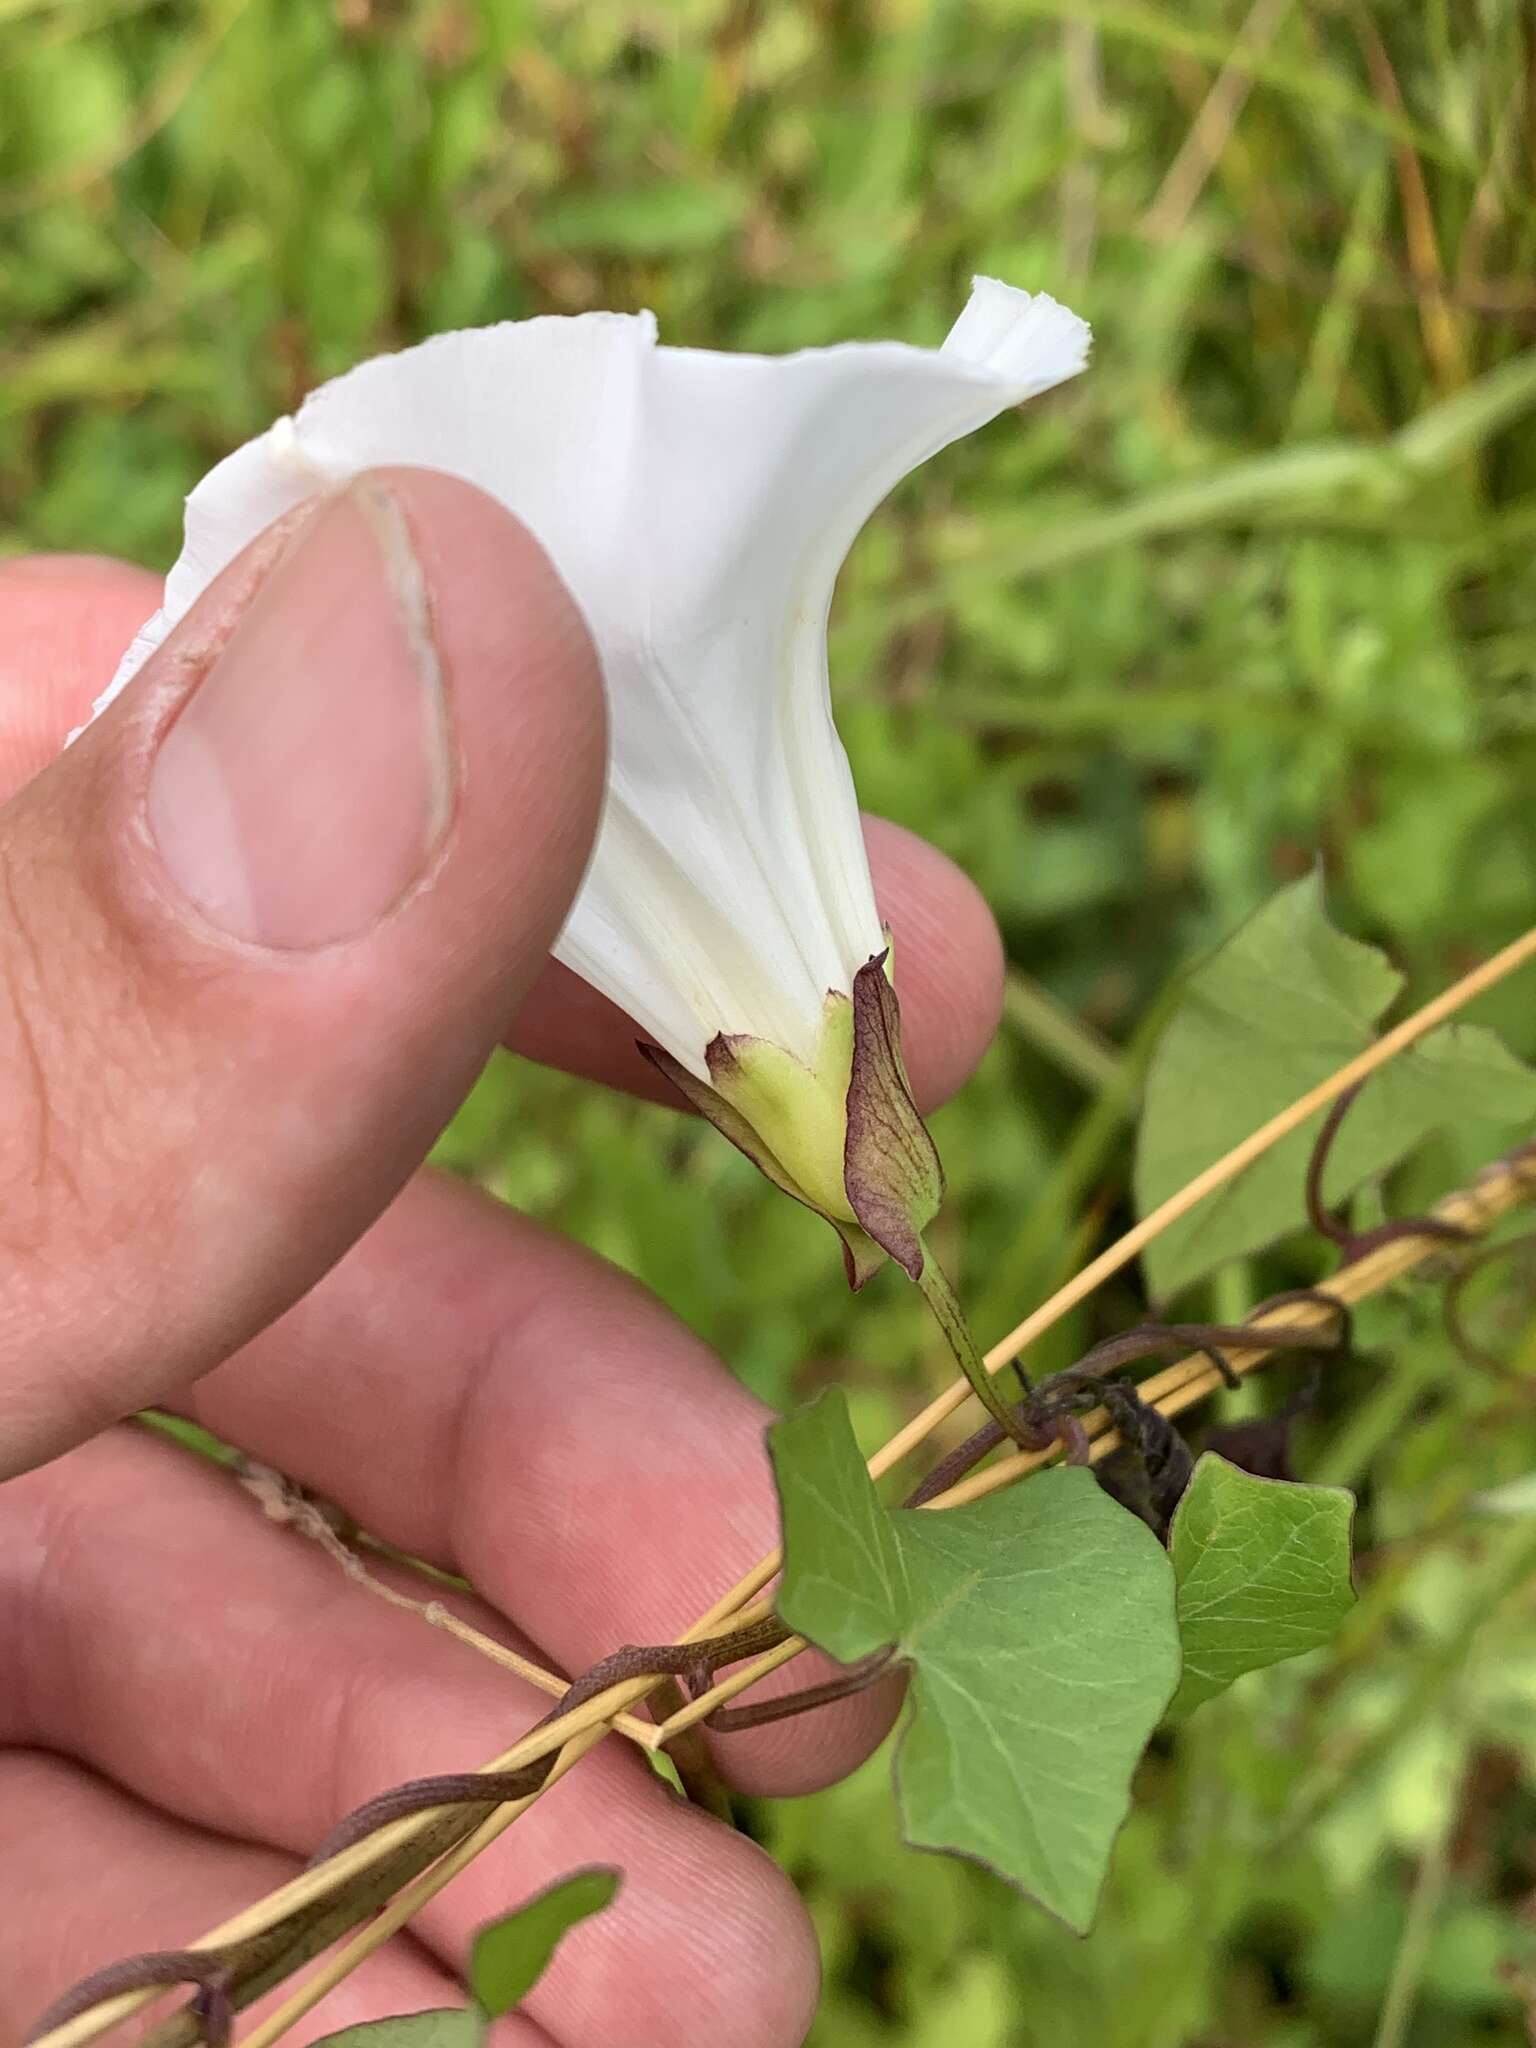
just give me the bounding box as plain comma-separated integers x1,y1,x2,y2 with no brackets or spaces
0,513,1004,2046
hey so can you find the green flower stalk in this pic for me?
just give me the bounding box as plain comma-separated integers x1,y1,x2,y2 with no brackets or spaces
644,951,1024,1442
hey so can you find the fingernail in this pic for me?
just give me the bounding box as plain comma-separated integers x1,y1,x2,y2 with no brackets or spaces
148,479,453,949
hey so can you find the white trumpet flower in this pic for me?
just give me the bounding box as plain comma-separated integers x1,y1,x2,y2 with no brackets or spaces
101,277,1088,1298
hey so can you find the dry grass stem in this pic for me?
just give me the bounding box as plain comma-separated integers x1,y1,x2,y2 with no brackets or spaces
238,1730,606,2048
936,1141,1536,1515
419,1609,659,1747
238,1463,656,1745
1352,4,1469,390
868,920,1536,1482
653,1637,809,1744
29,1588,781,2048
1141,0,1294,242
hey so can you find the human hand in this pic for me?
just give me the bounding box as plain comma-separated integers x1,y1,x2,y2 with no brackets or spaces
0,472,1003,2043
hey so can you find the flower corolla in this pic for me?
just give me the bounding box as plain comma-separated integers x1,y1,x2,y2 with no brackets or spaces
101,278,1089,1279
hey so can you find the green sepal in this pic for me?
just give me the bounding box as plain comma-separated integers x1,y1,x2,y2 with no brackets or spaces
639,1040,817,1212
704,995,857,1224
637,1036,884,1288
843,953,945,1280
639,947,944,1295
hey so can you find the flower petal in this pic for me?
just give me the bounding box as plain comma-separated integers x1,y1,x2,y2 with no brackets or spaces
91,281,1088,1079
561,279,1087,1069
94,312,656,721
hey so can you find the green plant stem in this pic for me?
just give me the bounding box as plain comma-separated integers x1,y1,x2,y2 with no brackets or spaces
915,1243,1029,1443
1002,969,1124,1096
1371,1768,1458,2048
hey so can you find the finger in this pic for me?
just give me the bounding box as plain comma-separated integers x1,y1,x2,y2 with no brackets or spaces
2,556,1002,1115
181,1170,903,1798
0,470,605,1476
0,1753,522,2048
0,554,161,801
2,1431,822,2048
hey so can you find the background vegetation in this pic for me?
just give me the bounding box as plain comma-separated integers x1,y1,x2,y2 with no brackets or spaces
5,0,1536,2040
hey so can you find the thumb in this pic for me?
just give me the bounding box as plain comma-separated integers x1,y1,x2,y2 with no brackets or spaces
0,467,604,1476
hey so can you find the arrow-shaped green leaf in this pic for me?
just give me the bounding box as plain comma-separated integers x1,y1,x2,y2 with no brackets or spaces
470,1869,622,2017
310,2014,483,2048
770,1389,1180,1931
1169,1453,1355,1717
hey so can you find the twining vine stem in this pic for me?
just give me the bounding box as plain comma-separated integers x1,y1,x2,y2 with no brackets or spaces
27,918,1536,2048
35,1133,1536,2048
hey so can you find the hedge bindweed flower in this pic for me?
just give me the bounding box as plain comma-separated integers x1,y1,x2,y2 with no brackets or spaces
100,278,1088,1313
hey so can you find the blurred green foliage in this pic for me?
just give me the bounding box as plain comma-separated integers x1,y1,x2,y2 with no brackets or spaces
1134,873,1536,1300
5,0,1536,2039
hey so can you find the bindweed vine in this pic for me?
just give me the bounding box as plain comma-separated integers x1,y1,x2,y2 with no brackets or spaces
29,1144,1536,2044
26,903,1536,2048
